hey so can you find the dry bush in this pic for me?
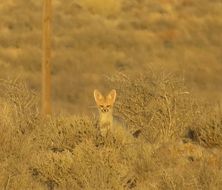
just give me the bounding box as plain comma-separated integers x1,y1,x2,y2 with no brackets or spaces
0,79,41,189
189,105,222,148
1,0,222,114
0,80,142,189
29,116,140,190
77,0,122,16
108,72,222,147
107,72,194,143
0,79,40,134
0,78,222,190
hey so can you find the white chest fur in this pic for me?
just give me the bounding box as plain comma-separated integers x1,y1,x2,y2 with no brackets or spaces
99,111,113,125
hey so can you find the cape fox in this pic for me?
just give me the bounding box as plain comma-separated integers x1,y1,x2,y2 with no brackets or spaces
93,89,124,137
93,89,141,138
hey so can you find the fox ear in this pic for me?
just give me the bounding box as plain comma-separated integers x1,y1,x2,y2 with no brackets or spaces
94,89,104,104
107,89,116,104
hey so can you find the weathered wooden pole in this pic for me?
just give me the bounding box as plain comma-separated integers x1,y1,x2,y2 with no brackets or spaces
42,0,52,115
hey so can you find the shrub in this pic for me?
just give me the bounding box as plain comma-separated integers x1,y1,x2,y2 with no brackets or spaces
77,0,122,17
0,78,222,189
107,72,194,143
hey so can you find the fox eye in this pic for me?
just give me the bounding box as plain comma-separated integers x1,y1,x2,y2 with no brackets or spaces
100,105,104,108
106,105,111,108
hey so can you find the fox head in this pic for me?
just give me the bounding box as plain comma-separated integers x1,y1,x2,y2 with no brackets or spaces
94,89,116,113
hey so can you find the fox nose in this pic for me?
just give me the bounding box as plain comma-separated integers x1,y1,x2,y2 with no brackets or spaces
103,108,109,112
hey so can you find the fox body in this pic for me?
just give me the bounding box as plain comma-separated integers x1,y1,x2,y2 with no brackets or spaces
94,89,124,136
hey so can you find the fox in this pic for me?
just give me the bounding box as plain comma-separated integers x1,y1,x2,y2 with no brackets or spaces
93,89,125,137
93,89,141,138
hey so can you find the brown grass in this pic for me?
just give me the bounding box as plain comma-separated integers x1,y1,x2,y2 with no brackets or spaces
0,0,222,189
111,73,222,146
0,77,221,189
0,0,222,113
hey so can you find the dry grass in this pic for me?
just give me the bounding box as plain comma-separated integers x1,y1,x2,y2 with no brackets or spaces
107,72,192,143
0,0,222,189
0,78,221,189
0,0,222,113
77,0,122,16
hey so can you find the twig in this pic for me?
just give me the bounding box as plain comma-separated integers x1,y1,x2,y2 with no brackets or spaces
5,175,11,190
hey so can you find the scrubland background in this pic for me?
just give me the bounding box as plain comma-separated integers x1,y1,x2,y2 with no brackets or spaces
0,0,222,189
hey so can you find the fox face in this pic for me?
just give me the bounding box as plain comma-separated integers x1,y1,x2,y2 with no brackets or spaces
94,89,116,113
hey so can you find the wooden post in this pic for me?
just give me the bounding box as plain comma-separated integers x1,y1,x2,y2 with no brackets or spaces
42,0,52,115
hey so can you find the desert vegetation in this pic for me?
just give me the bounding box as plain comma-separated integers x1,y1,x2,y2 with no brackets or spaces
0,0,222,189
0,76,222,189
